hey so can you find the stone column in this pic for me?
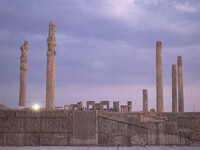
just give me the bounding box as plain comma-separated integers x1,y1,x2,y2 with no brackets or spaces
177,56,184,112
113,101,119,112
156,41,163,112
127,101,132,112
172,64,177,112
19,41,29,107
46,21,56,109
143,89,148,112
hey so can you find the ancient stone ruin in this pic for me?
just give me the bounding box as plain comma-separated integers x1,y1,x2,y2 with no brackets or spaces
46,21,56,109
0,21,199,146
19,41,29,107
172,64,177,113
178,56,184,113
156,41,164,113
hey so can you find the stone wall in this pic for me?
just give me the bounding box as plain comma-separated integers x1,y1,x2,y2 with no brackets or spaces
0,110,71,146
98,111,200,146
0,110,199,146
72,110,98,145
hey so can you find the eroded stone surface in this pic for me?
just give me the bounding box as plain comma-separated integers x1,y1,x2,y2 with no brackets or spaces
46,21,56,109
143,89,148,112
19,41,29,107
156,41,163,112
172,65,177,113
0,110,200,146
140,109,168,123
178,56,184,112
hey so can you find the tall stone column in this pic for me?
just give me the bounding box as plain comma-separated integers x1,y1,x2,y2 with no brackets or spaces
177,56,184,112
172,64,177,112
143,89,148,112
19,41,29,107
156,41,163,112
46,21,56,109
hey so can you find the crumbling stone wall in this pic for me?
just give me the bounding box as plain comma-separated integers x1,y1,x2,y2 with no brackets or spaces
0,110,72,146
98,111,200,146
0,110,200,146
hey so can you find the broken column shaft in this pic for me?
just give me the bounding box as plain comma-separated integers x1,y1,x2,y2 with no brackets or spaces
172,64,177,112
19,41,29,107
113,101,119,112
177,56,184,112
46,21,56,109
156,41,163,112
127,101,132,112
143,89,148,112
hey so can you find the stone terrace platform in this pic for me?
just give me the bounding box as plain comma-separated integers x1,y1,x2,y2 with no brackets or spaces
0,110,200,146
0,146,200,150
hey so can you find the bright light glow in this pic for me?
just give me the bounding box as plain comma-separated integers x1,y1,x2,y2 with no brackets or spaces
32,104,40,110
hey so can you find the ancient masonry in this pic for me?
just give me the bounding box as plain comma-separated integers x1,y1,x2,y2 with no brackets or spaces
19,41,29,107
172,64,177,113
178,56,184,113
143,89,148,112
0,21,199,146
156,41,163,112
46,21,56,109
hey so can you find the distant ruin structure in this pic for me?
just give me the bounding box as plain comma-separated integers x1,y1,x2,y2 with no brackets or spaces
127,101,132,112
87,101,95,110
100,101,109,111
113,101,119,112
19,41,29,107
143,89,148,112
172,64,177,112
177,56,184,112
156,41,163,112
121,105,129,112
46,21,56,109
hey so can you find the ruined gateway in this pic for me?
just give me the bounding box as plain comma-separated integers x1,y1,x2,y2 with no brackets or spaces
0,22,200,146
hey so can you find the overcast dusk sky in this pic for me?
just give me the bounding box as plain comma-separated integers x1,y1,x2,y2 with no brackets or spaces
0,0,200,112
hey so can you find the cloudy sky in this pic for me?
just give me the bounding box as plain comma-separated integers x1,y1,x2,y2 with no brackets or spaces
0,0,200,112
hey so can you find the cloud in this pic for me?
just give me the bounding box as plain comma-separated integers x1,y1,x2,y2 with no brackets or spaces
26,33,46,41
0,0,199,112
56,33,83,44
175,1,197,13
101,0,136,19
55,38,157,88
0,30,11,41
0,29,46,42
184,81,200,112
143,0,158,5
73,0,199,35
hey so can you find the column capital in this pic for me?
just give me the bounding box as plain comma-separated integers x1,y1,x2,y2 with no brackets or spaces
156,41,162,48
178,56,182,66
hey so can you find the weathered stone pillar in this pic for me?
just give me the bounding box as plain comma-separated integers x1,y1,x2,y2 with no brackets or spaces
172,64,177,112
177,56,184,112
156,41,163,112
143,89,148,112
127,101,132,112
46,21,56,109
113,101,119,112
19,41,29,107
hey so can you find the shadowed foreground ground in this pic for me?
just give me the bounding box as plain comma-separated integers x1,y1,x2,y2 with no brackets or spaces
0,146,200,150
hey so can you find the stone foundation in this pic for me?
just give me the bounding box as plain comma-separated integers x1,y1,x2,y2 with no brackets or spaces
0,110,199,146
